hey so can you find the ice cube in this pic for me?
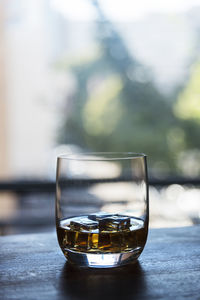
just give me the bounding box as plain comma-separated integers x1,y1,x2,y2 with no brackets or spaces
98,232,122,252
70,217,98,232
89,233,99,250
74,232,99,251
88,212,113,221
99,215,131,232
74,232,90,250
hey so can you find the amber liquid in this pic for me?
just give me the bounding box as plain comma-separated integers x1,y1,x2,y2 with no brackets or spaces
57,216,148,254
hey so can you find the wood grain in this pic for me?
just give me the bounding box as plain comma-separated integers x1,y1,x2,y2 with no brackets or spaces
0,226,200,300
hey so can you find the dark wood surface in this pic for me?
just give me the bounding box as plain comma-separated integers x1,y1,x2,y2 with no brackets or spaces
0,226,200,300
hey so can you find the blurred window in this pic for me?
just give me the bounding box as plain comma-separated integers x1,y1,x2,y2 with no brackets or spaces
1,0,200,233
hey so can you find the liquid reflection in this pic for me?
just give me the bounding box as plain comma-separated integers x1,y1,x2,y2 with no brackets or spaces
59,261,146,300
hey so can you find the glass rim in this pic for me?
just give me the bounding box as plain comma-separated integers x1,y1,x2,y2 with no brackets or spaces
57,152,147,161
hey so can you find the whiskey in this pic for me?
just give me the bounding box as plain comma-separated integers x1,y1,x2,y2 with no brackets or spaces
57,213,148,254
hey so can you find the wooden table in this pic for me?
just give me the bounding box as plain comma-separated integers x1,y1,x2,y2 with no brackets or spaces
0,226,200,300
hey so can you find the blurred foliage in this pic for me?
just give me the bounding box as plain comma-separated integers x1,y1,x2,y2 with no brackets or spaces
174,61,200,122
173,60,200,175
59,2,200,175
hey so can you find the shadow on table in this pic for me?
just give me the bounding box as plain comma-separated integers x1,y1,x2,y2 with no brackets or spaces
59,261,147,300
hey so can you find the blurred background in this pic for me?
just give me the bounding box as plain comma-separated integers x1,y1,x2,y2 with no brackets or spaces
1,0,200,235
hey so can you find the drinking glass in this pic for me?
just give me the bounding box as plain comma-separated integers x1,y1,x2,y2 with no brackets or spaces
56,152,149,268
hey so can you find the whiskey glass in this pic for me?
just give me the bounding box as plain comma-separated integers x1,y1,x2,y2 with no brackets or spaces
56,152,149,268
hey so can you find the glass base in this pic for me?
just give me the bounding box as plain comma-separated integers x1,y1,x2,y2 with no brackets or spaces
63,247,143,268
